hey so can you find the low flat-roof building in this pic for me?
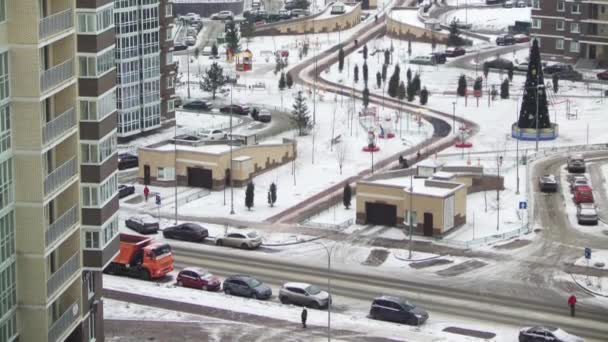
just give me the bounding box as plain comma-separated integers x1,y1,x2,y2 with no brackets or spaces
137,137,296,189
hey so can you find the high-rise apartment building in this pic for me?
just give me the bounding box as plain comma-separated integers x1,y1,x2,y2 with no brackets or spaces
114,0,175,139
0,0,119,341
531,0,608,66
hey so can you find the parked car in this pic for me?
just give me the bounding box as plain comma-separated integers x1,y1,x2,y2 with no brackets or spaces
543,63,573,75
211,10,234,20
369,296,429,326
514,34,530,43
163,223,209,242
185,36,196,46
496,35,516,46
183,100,212,110
515,62,529,72
215,230,262,249
220,104,250,115
484,58,514,70
223,275,272,299
430,52,447,64
516,0,526,7
503,0,514,7
409,55,436,65
173,96,183,108
118,184,135,199
574,185,594,204
118,153,138,170
567,154,585,173
285,0,310,10
518,326,584,342
539,174,557,192
278,9,291,19
125,215,160,234
177,267,221,291
198,128,226,140
289,9,309,17
577,204,598,225
597,70,608,80
445,47,466,57
279,282,331,308
570,179,589,193
256,109,272,123
174,44,188,51
556,69,583,81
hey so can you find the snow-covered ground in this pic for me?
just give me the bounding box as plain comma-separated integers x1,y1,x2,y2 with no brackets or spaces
390,9,433,30
104,274,522,341
440,7,531,32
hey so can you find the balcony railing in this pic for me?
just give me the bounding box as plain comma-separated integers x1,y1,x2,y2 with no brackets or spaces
42,107,76,145
40,59,75,94
47,252,80,298
48,300,79,342
45,205,79,248
39,9,73,41
44,157,77,196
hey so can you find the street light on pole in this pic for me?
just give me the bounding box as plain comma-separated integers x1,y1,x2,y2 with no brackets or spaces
174,117,178,224
408,173,414,259
452,101,456,135
229,84,235,215
535,76,544,152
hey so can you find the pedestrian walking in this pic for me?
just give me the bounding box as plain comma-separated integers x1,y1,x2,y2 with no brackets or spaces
301,308,307,328
144,185,150,202
568,294,577,317
416,151,421,161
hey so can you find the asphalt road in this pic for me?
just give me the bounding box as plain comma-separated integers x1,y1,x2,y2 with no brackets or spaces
169,244,608,341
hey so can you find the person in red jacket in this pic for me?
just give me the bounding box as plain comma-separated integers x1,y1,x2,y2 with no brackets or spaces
143,185,150,202
568,294,577,317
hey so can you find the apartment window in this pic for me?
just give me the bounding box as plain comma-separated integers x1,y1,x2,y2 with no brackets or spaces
166,3,173,17
142,104,161,129
96,6,114,31
570,41,580,53
142,55,160,79
88,311,96,341
168,77,174,89
532,0,540,9
0,211,14,266
166,52,173,66
0,105,10,155
572,3,580,14
77,6,114,34
571,22,580,33
0,263,16,326
78,48,115,78
80,89,117,122
0,52,9,102
556,20,564,31
142,80,160,105
85,272,95,299
557,0,564,11
0,0,6,23
166,27,173,41
532,18,542,29
0,312,16,342
81,173,118,208
0,158,13,211
102,216,119,245
556,39,564,50
405,210,417,227
157,167,175,181
602,5,605,14
85,231,100,248
168,99,175,112
77,13,96,33
81,132,117,164
141,7,159,31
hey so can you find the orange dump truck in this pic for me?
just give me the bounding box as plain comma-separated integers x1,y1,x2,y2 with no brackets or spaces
104,233,174,280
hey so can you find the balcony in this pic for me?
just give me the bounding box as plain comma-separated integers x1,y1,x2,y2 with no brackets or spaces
47,252,80,299
44,157,77,196
48,300,80,342
43,107,76,145
45,205,79,248
40,59,75,94
39,9,73,41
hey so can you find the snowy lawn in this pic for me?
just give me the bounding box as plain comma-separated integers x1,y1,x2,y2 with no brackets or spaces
440,7,531,32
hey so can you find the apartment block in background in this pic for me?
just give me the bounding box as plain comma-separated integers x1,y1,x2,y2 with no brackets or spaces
531,0,608,67
115,0,173,139
75,0,120,341
160,0,177,120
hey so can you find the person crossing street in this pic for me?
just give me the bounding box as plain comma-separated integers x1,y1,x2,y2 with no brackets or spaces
301,308,307,328
568,294,577,317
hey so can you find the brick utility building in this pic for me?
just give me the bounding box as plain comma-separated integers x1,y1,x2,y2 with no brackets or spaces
530,0,608,66
114,0,176,139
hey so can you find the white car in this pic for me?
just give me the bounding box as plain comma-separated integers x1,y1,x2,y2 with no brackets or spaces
185,36,196,46
211,11,234,20
515,62,529,72
198,129,226,140
503,0,514,7
215,230,262,249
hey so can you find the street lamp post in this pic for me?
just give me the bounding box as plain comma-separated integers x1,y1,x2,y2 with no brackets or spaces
497,155,502,231
187,50,191,98
452,101,456,135
313,241,337,342
516,99,520,195
229,85,235,215
535,77,544,152
174,117,178,224
408,173,414,259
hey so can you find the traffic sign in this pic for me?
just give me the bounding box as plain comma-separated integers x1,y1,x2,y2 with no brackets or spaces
155,194,161,206
584,247,591,260
519,201,527,210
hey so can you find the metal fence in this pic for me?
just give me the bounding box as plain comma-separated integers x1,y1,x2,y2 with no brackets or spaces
40,59,74,93
39,9,73,40
48,300,79,342
44,157,77,195
47,252,80,298
43,107,76,145
436,225,531,249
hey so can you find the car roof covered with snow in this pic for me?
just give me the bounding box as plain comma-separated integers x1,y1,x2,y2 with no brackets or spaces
283,282,311,289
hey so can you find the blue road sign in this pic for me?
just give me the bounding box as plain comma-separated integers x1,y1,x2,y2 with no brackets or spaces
155,194,161,206
519,201,527,209
585,247,591,259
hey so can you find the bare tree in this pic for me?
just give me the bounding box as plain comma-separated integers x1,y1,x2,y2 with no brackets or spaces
336,142,347,175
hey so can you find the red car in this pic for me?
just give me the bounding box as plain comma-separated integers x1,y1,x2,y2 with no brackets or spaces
514,34,530,43
176,267,221,291
597,70,608,80
574,185,594,204
445,47,466,57
220,104,250,115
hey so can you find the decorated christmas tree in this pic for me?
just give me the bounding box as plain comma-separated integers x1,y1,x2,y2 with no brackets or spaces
517,39,551,129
